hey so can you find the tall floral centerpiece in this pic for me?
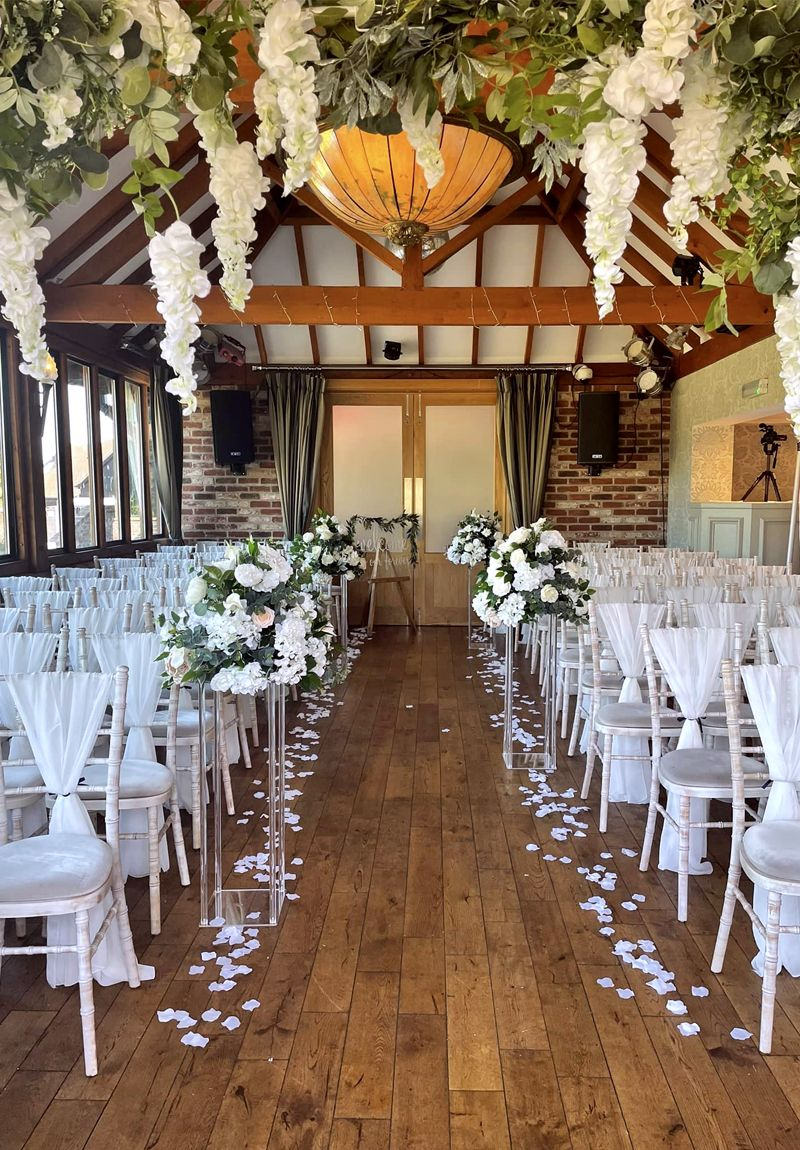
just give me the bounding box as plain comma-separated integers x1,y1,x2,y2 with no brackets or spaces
473,519,593,770
447,510,502,645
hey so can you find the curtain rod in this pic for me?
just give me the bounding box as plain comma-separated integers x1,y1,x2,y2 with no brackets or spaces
249,364,573,373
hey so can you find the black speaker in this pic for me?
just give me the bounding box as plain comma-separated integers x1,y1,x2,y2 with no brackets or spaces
211,390,255,474
577,391,619,474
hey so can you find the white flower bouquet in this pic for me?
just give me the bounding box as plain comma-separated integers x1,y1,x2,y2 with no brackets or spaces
160,536,336,694
289,511,367,582
472,520,594,629
446,510,502,567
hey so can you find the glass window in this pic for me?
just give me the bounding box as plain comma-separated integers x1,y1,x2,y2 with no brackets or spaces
97,372,121,541
67,360,96,548
148,416,161,536
125,380,145,540
40,380,62,550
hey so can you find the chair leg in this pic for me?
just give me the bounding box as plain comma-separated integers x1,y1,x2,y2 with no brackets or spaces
110,861,141,989
169,787,190,887
0,917,4,978
760,891,782,1054
190,743,202,850
236,703,252,770
677,795,691,922
10,808,26,939
568,688,584,758
218,726,236,817
581,731,596,801
711,863,741,973
75,908,98,1076
560,669,571,739
530,630,539,675
639,765,661,873
147,806,161,936
599,732,614,834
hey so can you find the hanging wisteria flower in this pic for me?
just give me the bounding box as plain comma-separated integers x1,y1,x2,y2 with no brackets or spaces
34,47,84,151
148,221,211,414
159,537,336,693
641,0,697,59
775,238,800,439
0,186,55,382
124,0,201,77
398,95,445,189
664,54,738,251
254,0,320,194
473,520,593,628
289,511,367,582
447,510,503,566
580,117,647,318
194,109,269,312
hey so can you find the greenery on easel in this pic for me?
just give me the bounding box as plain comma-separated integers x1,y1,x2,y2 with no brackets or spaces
346,513,422,565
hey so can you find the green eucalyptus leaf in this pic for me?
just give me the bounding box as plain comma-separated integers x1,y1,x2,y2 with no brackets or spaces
577,23,605,53
753,258,791,295
121,65,152,108
0,88,19,115
722,21,755,63
29,42,63,89
83,169,109,191
750,10,785,38
71,145,109,174
191,73,225,111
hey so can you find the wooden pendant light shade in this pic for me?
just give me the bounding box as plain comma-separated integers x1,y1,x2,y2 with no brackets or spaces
306,121,518,245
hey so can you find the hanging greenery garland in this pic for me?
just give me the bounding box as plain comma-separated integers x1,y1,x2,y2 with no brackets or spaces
346,513,421,565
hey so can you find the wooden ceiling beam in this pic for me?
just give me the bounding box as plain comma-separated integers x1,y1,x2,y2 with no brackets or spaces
43,283,775,327
355,247,372,365
422,175,547,274
472,234,484,365
672,324,773,379
524,226,546,363
293,224,320,363
556,169,585,222
254,325,268,366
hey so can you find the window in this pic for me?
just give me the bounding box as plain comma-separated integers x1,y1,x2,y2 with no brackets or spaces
97,372,121,542
148,413,162,536
67,359,96,548
125,380,145,540
40,380,62,550
0,338,12,556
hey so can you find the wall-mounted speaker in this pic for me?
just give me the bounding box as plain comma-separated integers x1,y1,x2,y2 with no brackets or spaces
211,390,255,475
577,391,619,475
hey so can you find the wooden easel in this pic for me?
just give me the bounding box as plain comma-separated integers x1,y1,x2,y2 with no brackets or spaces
365,537,417,635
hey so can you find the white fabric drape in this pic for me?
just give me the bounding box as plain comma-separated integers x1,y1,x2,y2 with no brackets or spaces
66,607,127,670
692,603,759,658
0,633,59,835
7,672,154,987
742,585,799,607
598,602,665,804
649,627,727,875
741,664,800,976
92,632,168,877
663,585,725,607
90,590,152,630
769,627,800,667
0,608,23,633
782,606,800,627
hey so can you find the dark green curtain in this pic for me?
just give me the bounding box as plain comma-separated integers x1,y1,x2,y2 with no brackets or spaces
151,361,184,541
265,370,326,538
496,369,557,528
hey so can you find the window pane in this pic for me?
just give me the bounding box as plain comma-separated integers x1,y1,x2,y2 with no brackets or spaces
98,373,121,541
148,419,161,536
67,359,96,548
0,347,10,555
40,381,62,550
125,380,145,540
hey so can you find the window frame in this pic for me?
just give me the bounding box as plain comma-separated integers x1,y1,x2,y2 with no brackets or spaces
0,331,17,560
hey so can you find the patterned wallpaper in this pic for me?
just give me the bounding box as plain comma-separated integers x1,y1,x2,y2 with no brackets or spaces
690,422,734,502
667,336,787,546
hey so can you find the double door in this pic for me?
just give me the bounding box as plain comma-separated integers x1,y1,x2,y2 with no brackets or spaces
319,383,504,626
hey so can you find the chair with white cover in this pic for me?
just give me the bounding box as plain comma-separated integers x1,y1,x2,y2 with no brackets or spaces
67,607,131,670
0,668,145,1075
767,626,800,667
711,661,800,1053
582,602,677,833
0,606,33,633
0,576,52,602
8,589,77,632
641,625,763,921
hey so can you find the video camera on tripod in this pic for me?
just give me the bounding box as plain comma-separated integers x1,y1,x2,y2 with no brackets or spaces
741,423,788,502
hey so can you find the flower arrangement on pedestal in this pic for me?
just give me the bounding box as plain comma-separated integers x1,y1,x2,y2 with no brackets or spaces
447,510,503,567
288,511,367,582
159,537,336,694
473,520,594,629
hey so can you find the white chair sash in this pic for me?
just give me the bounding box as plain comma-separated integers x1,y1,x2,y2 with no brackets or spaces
0,607,23,633
741,664,800,976
692,603,758,657
663,585,725,606
742,585,799,607
598,602,665,805
67,607,127,669
769,627,800,667
0,633,59,835
649,627,726,876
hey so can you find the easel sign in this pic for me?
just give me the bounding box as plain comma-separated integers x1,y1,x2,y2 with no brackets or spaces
365,536,417,634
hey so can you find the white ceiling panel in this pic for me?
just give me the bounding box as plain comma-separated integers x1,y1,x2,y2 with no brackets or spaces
316,325,367,363
252,224,301,284
539,229,589,286
422,327,473,364
369,326,420,365
425,230,477,286
529,326,579,364
583,325,634,362
263,324,314,363
303,226,358,285
363,249,402,286
478,326,527,364
482,227,539,287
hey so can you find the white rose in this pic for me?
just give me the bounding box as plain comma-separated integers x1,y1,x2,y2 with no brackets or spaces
540,584,559,604
234,562,262,588
165,646,190,679
302,532,314,542
224,592,246,612
509,547,526,569
537,530,566,552
507,527,531,545
185,576,207,606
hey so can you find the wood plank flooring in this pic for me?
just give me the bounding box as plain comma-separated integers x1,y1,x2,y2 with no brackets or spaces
2,627,800,1148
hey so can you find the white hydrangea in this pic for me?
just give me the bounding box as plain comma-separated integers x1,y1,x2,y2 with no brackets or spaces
398,94,445,189
664,54,738,251
0,186,54,382
210,662,269,695
38,80,83,150
148,221,210,413
496,592,527,627
580,117,647,318
125,0,201,76
776,237,800,440
641,0,697,59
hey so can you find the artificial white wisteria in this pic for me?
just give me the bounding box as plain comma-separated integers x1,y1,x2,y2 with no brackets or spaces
398,95,445,189
664,55,738,251
447,510,502,566
124,0,202,77
148,221,211,415
253,0,320,194
775,239,800,439
0,187,55,383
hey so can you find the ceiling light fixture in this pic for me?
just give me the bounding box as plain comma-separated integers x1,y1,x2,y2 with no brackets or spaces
635,365,667,398
383,340,402,361
664,325,692,352
622,336,654,367
572,363,593,382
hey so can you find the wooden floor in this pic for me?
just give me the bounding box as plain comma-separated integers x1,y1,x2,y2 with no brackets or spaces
3,627,800,1149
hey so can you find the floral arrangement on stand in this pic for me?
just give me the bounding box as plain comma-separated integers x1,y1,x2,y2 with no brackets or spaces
159,536,336,694
288,511,367,583
473,520,594,629
447,510,503,567
3,2,800,430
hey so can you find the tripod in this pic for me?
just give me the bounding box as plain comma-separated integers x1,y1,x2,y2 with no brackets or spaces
740,440,783,502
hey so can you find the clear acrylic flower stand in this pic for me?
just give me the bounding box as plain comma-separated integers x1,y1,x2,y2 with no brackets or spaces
338,575,349,675
199,682,286,928
502,619,558,771
467,565,479,649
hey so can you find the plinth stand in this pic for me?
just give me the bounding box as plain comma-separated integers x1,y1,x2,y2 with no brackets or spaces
502,618,558,772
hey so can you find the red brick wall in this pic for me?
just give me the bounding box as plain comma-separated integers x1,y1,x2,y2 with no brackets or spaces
542,378,670,546
181,384,283,541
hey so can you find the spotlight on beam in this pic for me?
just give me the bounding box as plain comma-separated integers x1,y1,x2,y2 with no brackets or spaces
672,254,703,286
664,325,692,352
572,363,593,382
622,336,654,367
